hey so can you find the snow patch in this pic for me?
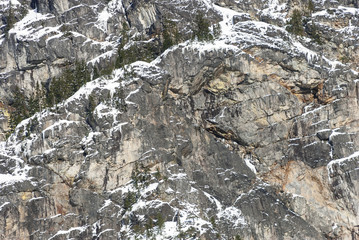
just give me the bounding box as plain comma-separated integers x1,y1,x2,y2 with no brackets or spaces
49,226,88,240
98,199,112,212
217,206,246,227
0,202,10,211
96,7,112,32
244,155,257,174
327,151,359,175
292,40,318,63
203,191,222,211
0,156,32,188
9,10,57,41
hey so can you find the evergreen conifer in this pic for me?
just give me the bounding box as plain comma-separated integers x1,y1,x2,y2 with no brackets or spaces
286,9,305,36
193,12,213,41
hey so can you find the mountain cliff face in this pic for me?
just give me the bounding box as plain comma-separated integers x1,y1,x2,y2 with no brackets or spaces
1,0,359,239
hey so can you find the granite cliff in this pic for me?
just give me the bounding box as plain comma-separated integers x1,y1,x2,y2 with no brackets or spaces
1,0,359,239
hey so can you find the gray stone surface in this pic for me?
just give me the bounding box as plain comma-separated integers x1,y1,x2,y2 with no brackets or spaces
0,0,359,239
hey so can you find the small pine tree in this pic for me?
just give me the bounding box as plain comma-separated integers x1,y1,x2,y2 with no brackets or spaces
303,0,315,16
93,67,100,80
308,0,315,14
193,12,213,41
35,82,45,112
74,60,91,89
162,28,173,51
145,217,154,237
121,22,129,44
27,81,45,116
286,9,305,36
28,94,39,116
161,19,180,51
173,24,181,44
61,68,74,99
45,82,55,107
210,216,216,227
5,2,16,35
88,94,96,114
115,22,130,68
235,235,243,240
212,23,222,38
9,87,28,131
123,191,137,210
44,61,90,106
156,213,165,230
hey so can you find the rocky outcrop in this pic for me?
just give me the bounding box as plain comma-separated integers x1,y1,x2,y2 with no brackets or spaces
0,0,222,139
1,0,359,239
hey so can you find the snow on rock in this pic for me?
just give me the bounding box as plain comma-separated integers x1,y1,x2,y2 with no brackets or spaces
244,155,257,174
0,153,32,188
217,206,246,227
327,151,359,175
168,172,187,180
1,0,359,239
9,10,57,41
0,0,20,9
42,120,80,137
214,4,239,35
0,171,30,188
98,199,113,212
140,182,159,198
48,226,89,240
263,0,287,18
96,7,112,32
203,190,222,211
160,222,180,239
107,0,126,14
87,50,116,65
292,40,318,63
0,202,10,211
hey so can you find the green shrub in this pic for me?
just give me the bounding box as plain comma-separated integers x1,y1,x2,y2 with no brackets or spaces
340,56,350,63
9,61,91,132
112,88,127,112
162,19,180,51
116,42,155,68
145,217,154,237
154,167,162,180
9,83,45,133
5,2,16,35
235,235,243,240
45,60,90,106
123,191,137,210
162,28,173,51
307,0,314,14
193,12,213,41
9,88,27,131
131,163,151,189
8,60,90,132
156,213,165,229
210,216,216,228
212,23,222,38
286,9,305,36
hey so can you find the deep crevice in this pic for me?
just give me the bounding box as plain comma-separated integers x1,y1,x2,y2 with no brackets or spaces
205,124,248,146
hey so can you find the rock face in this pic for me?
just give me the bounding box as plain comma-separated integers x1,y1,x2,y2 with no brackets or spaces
1,0,359,239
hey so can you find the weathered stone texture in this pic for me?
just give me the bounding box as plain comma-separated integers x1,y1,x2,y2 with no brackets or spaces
1,0,359,239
